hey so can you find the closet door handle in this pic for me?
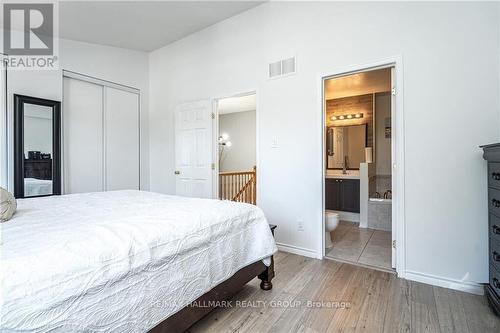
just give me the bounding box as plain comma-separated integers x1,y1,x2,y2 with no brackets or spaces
493,172,500,181
493,251,500,262
493,278,500,289
493,225,500,235
492,199,500,208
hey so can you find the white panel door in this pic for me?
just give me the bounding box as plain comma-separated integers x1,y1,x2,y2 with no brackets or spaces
175,100,213,198
104,87,140,191
0,56,6,189
63,77,103,194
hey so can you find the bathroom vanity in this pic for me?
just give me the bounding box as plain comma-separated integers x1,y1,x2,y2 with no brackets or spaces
325,177,360,213
482,143,500,316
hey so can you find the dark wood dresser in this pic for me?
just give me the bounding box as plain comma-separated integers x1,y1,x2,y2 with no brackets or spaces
24,159,52,180
482,143,500,316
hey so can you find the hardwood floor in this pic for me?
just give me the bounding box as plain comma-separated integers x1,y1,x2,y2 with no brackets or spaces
188,252,500,333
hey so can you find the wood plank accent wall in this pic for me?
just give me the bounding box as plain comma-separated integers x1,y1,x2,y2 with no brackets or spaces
326,94,374,148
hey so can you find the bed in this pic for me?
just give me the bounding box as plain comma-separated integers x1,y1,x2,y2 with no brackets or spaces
1,190,277,332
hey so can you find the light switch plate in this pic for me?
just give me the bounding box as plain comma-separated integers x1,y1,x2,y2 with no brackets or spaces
271,137,279,148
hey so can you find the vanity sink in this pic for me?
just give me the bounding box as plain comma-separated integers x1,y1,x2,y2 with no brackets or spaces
325,170,360,179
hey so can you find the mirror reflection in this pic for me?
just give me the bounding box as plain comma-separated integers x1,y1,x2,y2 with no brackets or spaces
23,104,53,197
14,94,61,199
327,124,366,170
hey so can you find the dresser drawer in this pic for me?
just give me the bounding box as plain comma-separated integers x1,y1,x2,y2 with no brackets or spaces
490,237,500,272
490,264,500,297
489,188,500,217
489,163,500,190
490,213,500,244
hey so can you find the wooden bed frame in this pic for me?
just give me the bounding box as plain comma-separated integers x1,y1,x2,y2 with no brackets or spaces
150,225,276,332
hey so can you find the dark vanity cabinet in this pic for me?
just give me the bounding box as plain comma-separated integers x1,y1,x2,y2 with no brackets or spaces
482,143,500,316
325,178,360,213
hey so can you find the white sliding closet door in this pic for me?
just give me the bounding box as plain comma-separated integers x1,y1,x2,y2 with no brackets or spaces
63,77,104,194
104,87,139,190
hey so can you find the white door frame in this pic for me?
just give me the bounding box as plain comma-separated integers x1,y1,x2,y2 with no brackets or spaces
212,90,258,201
318,56,406,277
0,55,7,189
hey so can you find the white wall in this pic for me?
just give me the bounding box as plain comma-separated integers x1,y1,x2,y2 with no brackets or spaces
5,38,150,191
219,110,256,172
375,93,391,176
23,105,53,157
149,2,499,287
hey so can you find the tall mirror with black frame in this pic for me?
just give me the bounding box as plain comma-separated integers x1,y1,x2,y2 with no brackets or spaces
14,95,61,198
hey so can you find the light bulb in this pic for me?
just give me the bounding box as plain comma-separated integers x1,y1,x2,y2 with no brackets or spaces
347,114,353,119
221,133,229,141
339,115,345,120
331,116,337,120
226,141,232,147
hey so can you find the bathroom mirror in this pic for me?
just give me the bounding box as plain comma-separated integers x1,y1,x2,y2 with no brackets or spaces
14,95,61,198
326,124,367,170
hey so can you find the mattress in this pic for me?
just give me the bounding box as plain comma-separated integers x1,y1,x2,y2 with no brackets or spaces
24,178,53,196
0,190,277,332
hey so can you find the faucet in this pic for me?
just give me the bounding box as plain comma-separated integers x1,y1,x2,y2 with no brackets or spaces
342,155,348,174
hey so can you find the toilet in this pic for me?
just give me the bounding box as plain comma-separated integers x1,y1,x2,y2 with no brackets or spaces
325,211,339,248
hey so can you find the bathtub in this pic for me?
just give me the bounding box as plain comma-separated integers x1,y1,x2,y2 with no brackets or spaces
368,197,392,231
369,197,392,204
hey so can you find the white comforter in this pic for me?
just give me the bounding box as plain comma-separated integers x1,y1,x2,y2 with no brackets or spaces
0,190,277,332
24,178,53,196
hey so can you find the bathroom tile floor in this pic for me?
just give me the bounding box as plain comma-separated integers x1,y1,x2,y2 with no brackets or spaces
325,221,393,271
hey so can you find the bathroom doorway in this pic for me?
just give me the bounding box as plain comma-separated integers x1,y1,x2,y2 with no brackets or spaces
321,64,402,273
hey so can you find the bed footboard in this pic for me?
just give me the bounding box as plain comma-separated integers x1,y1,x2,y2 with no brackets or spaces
149,258,274,333
258,256,275,290
149,224,276,332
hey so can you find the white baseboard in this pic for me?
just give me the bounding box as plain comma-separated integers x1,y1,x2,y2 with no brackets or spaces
276,242,318,259
405,270,484,295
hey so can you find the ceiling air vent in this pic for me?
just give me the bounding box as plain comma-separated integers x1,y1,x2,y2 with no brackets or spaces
268,56,296,79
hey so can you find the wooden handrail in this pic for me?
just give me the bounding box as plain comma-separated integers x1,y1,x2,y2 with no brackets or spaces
219,166,256,205
219,170,254,176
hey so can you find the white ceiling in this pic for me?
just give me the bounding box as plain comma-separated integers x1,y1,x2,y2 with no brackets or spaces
59,1,264,52
218,94,256,114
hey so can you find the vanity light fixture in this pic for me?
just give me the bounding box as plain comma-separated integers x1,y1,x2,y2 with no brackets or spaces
330,113,364,121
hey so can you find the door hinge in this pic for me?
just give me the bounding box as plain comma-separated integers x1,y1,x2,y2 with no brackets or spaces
392,240,396,249
211,112,215,119
392,87,396,96
211,163,215,170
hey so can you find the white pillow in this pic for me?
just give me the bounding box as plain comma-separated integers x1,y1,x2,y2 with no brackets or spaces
0,187,16,222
